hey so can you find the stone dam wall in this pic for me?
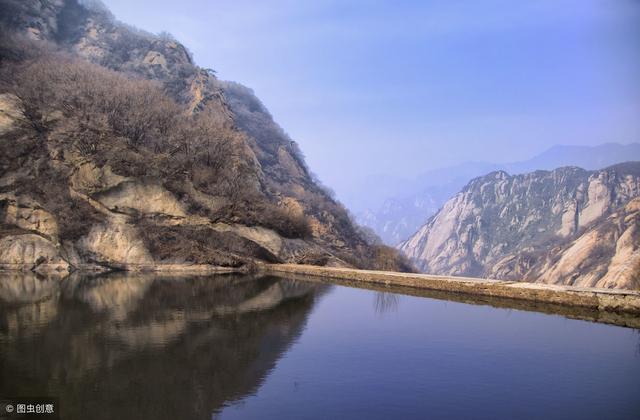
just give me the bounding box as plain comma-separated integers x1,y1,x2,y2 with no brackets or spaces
262,264,640,316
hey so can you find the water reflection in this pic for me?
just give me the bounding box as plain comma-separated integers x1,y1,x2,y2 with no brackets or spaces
373,292,399,316
0,272,328,420
0,272,61,304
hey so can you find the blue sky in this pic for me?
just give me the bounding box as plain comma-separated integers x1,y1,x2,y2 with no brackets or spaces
101,0,640,197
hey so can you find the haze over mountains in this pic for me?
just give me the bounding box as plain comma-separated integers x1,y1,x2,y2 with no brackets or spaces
355,143,640,245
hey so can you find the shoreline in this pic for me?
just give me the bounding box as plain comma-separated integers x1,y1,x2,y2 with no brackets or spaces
2,262,639,326
0,263,243,276
262,264,640,316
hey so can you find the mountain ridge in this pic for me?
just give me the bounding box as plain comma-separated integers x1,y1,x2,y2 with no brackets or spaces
399,162,640,289
357,143,640,245
0,0,411,273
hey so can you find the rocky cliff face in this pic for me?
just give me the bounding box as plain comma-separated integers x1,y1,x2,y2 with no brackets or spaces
0,0,409,273
356,186,459,246
399,163,640,289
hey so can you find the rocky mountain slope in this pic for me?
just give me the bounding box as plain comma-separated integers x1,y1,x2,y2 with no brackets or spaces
356,186,453,246
399,163,640,289
0,0,410,273
359,144,640,245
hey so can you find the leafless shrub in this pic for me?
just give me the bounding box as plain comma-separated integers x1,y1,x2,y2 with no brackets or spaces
0,46,242,180
370,245,415,272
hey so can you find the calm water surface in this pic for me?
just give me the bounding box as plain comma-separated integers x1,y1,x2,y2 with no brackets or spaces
0,272,638,419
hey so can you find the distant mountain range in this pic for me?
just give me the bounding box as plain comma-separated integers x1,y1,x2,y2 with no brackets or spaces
356,143,640,245
399,162,640,290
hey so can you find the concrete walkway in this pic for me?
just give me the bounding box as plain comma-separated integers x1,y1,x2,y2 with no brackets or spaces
263,264,640,317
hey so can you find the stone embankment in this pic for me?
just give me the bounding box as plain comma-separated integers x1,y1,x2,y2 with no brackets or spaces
263,264,640,317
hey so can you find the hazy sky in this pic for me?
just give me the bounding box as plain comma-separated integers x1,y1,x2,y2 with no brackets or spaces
101,0,640,195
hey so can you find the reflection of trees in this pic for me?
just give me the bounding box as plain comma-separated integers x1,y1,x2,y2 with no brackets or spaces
374,292,399,315
0,272,326,420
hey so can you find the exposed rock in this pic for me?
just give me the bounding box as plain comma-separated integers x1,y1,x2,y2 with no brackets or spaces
533,198,640,290
277,146,305,180
70,162,127,194
400,163,640,289
142,50,168,70
78,221,153,268
92,180,186,217
0,234,69,272
1,193,59,239
0,93,24,136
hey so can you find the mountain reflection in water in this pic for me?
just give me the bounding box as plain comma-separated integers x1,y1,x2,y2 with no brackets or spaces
1,272,639,420
0,272,326,420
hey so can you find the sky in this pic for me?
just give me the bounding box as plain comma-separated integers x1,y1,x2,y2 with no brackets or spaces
100,0,640,199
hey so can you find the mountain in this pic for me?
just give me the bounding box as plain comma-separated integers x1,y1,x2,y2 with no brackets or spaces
505,143,640,174
0,0,410,273
358,143,640,245
399,162,640,289
354,162,499,245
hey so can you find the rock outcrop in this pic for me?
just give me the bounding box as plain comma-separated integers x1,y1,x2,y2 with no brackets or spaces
0,234,69,272
399,163,640,289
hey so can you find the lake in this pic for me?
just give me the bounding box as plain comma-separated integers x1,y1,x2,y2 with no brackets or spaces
0,272,639,419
